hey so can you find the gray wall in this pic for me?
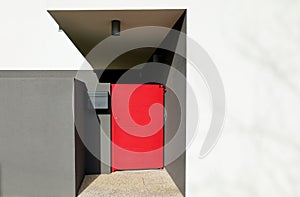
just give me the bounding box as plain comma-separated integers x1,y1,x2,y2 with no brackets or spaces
0,71,79,197
0,163,2,197
74,80,87,192
74,79,101,175
97,83,111,174
165,15,187,195
99,114,111,174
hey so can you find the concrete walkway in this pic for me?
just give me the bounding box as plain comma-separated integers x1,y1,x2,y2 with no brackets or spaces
78,169,183,197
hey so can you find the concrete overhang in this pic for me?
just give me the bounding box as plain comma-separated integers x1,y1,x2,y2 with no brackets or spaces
48,10,185,70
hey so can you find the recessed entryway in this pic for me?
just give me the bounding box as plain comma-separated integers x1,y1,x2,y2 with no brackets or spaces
48,9,187,196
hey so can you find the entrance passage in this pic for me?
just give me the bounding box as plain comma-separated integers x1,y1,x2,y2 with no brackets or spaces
111,84,164,172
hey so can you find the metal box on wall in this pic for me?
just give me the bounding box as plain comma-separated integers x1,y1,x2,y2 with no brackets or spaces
88,91,109,109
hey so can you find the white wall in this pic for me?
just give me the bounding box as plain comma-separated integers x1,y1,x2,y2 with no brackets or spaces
0,0,84,69
1,0,300,196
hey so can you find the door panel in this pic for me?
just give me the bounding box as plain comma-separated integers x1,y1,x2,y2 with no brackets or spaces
111,84,164,172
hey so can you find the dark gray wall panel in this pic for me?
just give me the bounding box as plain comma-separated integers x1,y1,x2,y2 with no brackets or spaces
97,83,111,174
74,80,87,193
99,114,111,174
75,127,85,193
165,14,186,195
74,79,101,175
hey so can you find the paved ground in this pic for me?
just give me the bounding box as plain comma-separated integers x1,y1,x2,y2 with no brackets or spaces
78,169,183,197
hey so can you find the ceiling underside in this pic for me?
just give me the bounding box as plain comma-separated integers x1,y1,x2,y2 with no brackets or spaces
48,10,185,69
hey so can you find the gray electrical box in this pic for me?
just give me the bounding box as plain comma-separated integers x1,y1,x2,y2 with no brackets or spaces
88,91,109,109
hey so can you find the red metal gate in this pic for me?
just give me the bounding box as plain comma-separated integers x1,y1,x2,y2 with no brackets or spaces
111,84,164,172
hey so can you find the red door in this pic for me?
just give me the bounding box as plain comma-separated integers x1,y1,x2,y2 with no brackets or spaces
111,84,164,172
